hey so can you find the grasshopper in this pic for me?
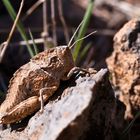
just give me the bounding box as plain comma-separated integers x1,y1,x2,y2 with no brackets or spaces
0,22,96,124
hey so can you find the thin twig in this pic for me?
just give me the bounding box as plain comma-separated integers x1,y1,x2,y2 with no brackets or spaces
22,0,44,21
0,27,115,36
51,0,57,46
58,0,69,44
0,0,24,62
10,38,44,46
7,29,112,47
42,0,48,49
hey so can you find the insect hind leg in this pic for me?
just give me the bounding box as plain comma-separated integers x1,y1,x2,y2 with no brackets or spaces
0,96,40,124
39,86,57,113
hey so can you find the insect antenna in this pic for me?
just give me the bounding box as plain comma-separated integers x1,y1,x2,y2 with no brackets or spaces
69,31,97,49
67,20,97,49
67,20,84,48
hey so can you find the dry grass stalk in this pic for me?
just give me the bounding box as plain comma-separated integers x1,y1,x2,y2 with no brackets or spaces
51,0,57,46
0,0,24,62
58,0,69,44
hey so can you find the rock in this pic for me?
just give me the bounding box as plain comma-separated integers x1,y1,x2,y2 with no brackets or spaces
0,69,125,140
106,18,140,119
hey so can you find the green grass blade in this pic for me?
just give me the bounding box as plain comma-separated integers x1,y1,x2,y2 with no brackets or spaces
29,29,39,55
73,0,94,61
80,42,92,60
2,0,34,57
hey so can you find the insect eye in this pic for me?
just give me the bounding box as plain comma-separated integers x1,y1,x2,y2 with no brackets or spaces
50,56,58,63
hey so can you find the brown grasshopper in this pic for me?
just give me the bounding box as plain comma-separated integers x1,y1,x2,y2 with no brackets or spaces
0,23,96,124
0,46,76,124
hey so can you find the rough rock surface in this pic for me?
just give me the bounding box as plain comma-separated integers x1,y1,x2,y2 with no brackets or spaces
107,18,140,119
0,69,125,140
